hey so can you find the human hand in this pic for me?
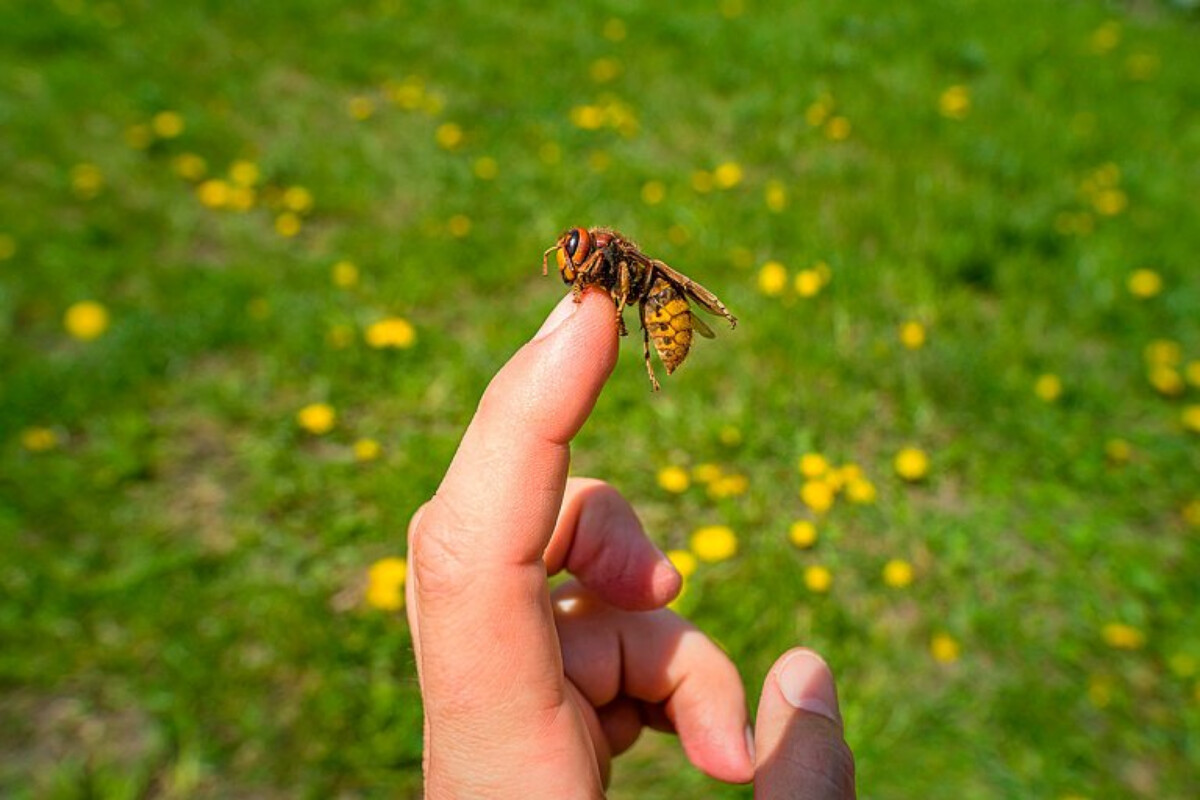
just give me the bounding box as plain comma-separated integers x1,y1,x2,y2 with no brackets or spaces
406,289,855,798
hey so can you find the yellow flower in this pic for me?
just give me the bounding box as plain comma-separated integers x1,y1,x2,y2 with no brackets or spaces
641,180,666,205
473,156,499,180
845,478,877,504
657,465,690,493
348,95,376,120
197,179,231,208
1148,366,1184,397
1087,674,1113,708
789,520,818,549
20,427,59,452
172,153,207,181
365,557,407,611
435,122,464,149
899,321,926,350
1182,405,1200,434
804,565,833,593
1127,269,1163,299
836,463,863,483
894,447,929,482
447,214,472,238
365,317,417,349
667,549,698,579
569,105,605,130
1168,653,1197,678
70,163,103,199
882,559,914,588
938,85,970,120
714,162,743,189
1093,189,1127,216
824,116,851,141
805,98,831,127
1102,622,1145,650
282,186,314,213
719,0,745,18
275,212,302,237
227,185,255,212
589,57,621,83
798,453,828,479
0,233,15,260
692,463,723,484
707,474,748,499
297,403,336,435
1034,373,1063,403
1184,360,1200,388
757,261,787,296
690,525,738,563
331,260,359,288
794,269,823,298
719,425,742,446
64,300,110,341
1144,339,1181,366
151,110,185,138
764,179,787,212
1183,500,1200,528
353,438,382,462
930,633,960,663
229,160,260,187
1090,20,1121,54
1105,438,1132,464
800,480,835,514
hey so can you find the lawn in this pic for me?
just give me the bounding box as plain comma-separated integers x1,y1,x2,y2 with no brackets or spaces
2,0,1199,797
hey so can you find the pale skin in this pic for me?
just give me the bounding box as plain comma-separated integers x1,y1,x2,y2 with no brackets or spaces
406,288,856,798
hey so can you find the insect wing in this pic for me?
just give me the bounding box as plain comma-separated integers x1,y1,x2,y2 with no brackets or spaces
692,313,715,339
648,259,737,327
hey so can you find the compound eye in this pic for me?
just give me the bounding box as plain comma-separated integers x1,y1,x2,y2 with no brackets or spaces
567,227,592,266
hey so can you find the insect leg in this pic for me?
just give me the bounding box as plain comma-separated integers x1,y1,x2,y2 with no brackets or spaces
613,259,631,336
639,299,661,392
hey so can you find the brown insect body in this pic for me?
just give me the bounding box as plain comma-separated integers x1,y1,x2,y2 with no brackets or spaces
542,226,737,390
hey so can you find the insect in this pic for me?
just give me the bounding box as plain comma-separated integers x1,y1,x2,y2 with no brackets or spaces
542,226,737,390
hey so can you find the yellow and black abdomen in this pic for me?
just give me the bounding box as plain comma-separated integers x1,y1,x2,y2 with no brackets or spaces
641,277,694,374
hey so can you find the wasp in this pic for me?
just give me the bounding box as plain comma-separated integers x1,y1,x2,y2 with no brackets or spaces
542,226,737,390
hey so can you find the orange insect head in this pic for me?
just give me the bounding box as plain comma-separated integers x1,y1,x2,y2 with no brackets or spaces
552,226,593,282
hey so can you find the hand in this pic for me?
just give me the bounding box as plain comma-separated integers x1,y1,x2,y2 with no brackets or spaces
406,289,855,798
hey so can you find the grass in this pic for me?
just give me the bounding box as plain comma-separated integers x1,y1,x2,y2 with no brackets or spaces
2,0,1199,797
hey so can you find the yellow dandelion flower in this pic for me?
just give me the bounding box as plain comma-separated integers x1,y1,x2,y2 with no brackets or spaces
707,474,748,499
327,323,354,349
297,403,336,435
1182,500,1200,528
124,124,152,150
930,633,960,663
365,557,407,611
602,18,626,41
691,170,714,193
894,447,929,482
938,85,970,120
764,179,787,212
227,185,255,212
365,317,417,349
331,260,359,288
794,269,823,298
757,260,787,296
824,116,851,141
846,478,877,505
151,110,185,138
837,463,863,483
1148,366,1185,397
20,427,59,453
353,438,382,462
172,153,207,181
569,105,605,130
718,425,742,446
805,98,831,127
714,161,743,189
641,180,666,205
899,321,927,350
804,565,833,593
63,300,110,341
589,57,621,83
0,233,15,260
282,186,314,213
447,214,472,238
197,178,230,208
1034,373,1063,403
1087,674,1113,708
435,122,464,149
800,480,835,514
348,95,376,120
667,549,698,579
1127,269,1163,299
1090,20,1121,54
1102,622,1145,650
1093,188,1127,216
473,156,499,180
1182,405,1200,434
690,525,738,563
275,212,302,237
692,463,723,484
539,141,562,164
789,520,818,549
882,558,914,588
229,160,260,187
1144,339,1181,366
1104,438,1132,464
385,77,424,109
798,453,829,479
70,163,103,199
657,465,690,494
1183,360,1200,388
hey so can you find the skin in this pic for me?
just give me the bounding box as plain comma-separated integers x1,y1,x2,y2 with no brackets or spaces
406,288,855,798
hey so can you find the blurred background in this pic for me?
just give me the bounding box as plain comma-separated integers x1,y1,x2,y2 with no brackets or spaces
2,0,1199,797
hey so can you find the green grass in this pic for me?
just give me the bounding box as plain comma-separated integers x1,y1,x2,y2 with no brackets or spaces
2,0,1199,797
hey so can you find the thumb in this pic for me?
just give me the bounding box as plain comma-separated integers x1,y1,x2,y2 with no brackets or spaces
753,649,856,799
